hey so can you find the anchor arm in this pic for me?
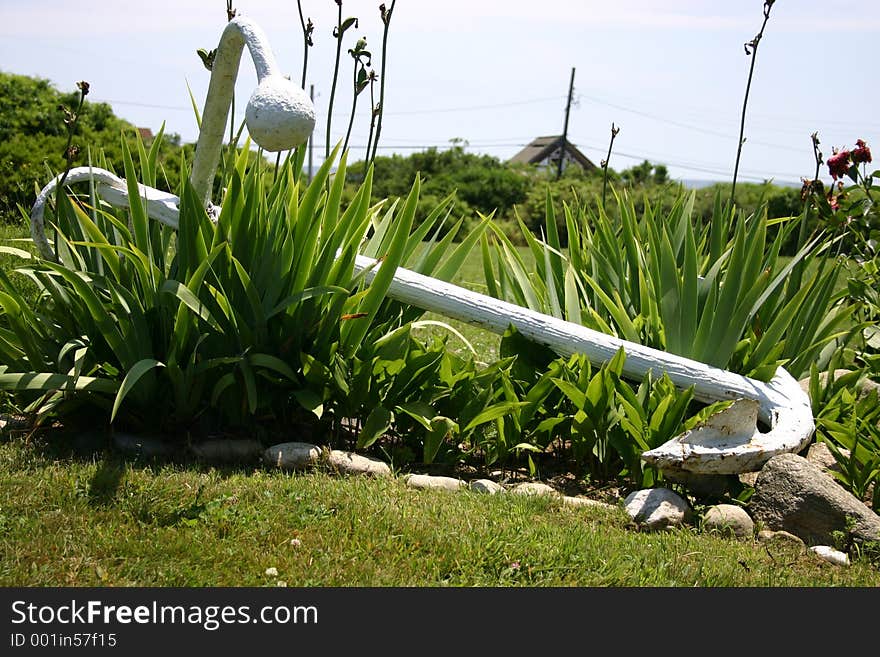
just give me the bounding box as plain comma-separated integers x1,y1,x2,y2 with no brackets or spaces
27,14,812,476
190,15,316,205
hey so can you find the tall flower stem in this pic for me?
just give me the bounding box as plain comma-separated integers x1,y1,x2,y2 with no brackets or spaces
326,2,346,159
52,80,89,257
297,1,313,89
364,72,379,162
343,40,370,155
601,122,620,211
369,1,395,164
57,81,89,193
731,0,774,207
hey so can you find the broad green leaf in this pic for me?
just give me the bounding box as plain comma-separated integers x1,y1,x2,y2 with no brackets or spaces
111,359,165,422
463,401,528,433
293,389,324,419
357,405,393,449
0,372,118,394
423,416,459,464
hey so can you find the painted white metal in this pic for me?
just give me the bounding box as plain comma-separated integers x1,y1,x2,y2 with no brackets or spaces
26,14,815,476
189,14,316,204
29,167,180,261
352,253,815,475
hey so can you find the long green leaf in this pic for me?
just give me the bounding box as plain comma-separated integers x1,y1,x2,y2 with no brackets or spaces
111,359,165,421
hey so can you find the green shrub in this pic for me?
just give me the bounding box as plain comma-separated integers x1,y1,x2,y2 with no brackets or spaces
0,72,187,221
483,185,852,380
0,132,484,450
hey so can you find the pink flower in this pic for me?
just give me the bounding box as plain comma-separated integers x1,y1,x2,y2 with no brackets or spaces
852,139,872,165
827,149,851,180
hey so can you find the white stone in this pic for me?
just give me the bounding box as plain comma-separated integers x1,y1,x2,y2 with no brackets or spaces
325,450,391,477
510,482,560,497
624,488,692,530
701,504,754,539
405,474,465,491
562,496,617,511
263,442,321,470
469,479,505,495
756,529,805,548
809,545,850,567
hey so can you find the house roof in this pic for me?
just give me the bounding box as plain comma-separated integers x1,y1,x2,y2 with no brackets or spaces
508,135,596,170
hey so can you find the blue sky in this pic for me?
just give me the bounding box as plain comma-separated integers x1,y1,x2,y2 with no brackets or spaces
1,0,878,185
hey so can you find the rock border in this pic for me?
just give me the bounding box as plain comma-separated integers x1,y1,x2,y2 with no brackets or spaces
6,422,872,568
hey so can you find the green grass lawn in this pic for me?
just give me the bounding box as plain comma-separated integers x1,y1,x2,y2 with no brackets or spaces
416,240,522,364
2,435,878,587
2,221,877,587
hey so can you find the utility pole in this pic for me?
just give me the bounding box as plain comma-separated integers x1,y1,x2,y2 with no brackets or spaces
308,84,315,183
557,67,576,180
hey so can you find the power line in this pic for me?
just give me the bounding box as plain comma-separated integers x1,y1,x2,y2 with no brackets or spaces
574,89,880,132
383,96,566,116
93,94,568,116
572,141,805,182
91,98,193,112
576,93,807,153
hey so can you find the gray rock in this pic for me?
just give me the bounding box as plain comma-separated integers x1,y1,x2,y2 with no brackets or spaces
809,545,850,567
624,488,692,530
191,439,263,463
701,504,754,539
325,450,391,477
112,432,176,458
469,479,504,495
562,496,617,511
0,414,29,433
405,474,465,491
263,442,321,470
750,453,880,545
510,482,560,497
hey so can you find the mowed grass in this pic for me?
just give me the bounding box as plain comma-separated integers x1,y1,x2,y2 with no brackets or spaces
1,436,878,587
2,221,877,586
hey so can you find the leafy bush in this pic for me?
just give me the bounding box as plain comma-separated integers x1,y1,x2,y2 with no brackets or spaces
0,132,484,452
344,145,533,239
816,385,880,512
514,174,803,250
483,185,852,380
0,72,188,222
441,327,734,488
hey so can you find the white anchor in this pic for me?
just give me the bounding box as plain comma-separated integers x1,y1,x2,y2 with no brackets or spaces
29,13,814,477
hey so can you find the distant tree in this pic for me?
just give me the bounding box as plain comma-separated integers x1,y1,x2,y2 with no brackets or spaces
0,72,186,221
347,144,531,234
621,160,670,186
652,164,669,185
